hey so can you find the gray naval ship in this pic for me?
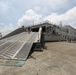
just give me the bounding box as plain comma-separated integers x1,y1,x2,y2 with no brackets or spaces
2,21,76,42
0,21,76,62
31,22,76,42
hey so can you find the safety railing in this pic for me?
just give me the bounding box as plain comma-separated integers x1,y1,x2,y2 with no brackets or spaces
38,27,42,42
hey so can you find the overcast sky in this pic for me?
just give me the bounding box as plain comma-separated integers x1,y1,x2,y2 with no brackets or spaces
0,0,76,35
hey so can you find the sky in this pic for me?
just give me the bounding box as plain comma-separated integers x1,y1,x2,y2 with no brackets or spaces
0,0,76,35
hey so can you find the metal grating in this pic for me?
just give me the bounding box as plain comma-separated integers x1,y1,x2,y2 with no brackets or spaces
0,32,38,60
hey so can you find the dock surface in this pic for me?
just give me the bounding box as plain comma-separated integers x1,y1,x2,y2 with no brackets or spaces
0,42,76,75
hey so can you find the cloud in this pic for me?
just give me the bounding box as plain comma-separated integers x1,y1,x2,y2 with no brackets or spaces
0,1,10,14
5,0,69,17
39,0,68,10
0,23,16,36
18,7,76,29
31,0,69,15
8,0,68,10
0,0,76,36
17,9,42,27
34,6,41,11
44,7,76,28
28,0,68,10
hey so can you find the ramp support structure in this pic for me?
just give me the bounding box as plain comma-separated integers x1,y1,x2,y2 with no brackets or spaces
34,27,45,51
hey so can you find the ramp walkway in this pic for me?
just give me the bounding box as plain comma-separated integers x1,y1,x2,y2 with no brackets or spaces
0,31,39,60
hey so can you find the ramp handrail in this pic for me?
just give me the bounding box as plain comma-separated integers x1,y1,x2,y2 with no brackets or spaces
38,27,42,42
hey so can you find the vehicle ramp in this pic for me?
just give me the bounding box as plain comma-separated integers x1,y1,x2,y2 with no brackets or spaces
0,32,39,60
